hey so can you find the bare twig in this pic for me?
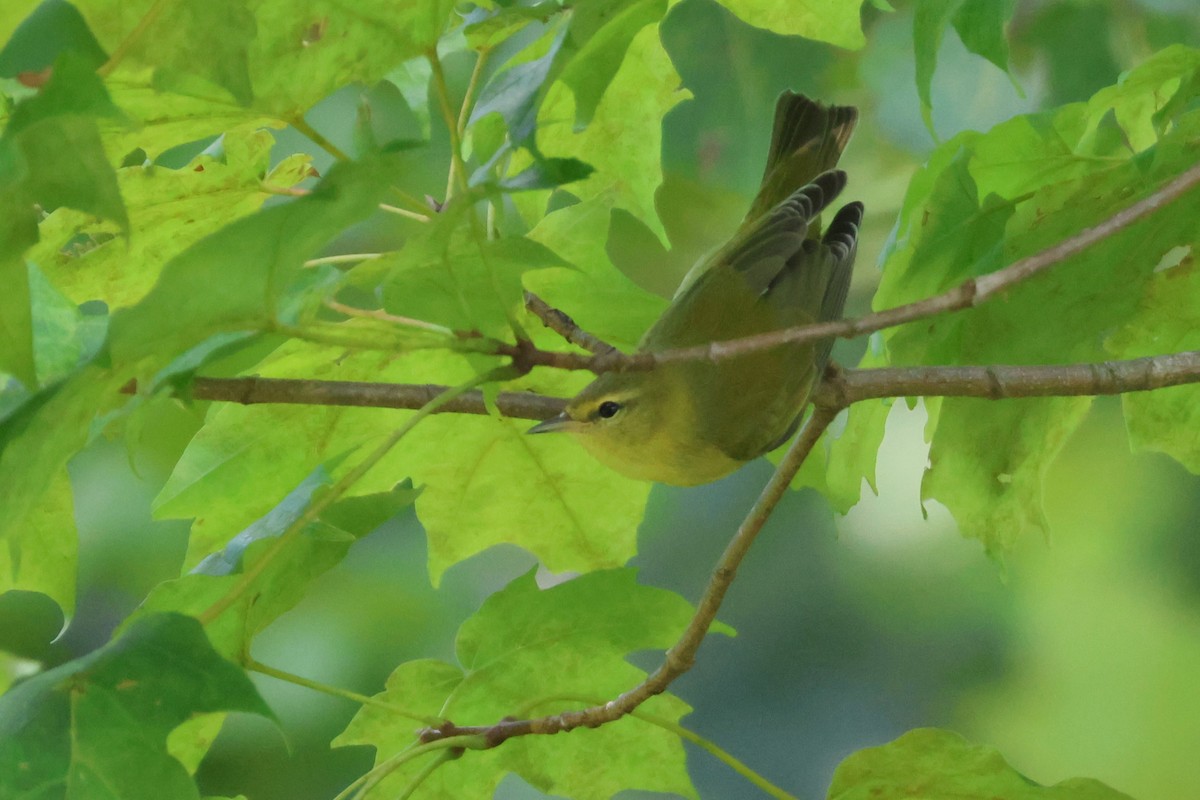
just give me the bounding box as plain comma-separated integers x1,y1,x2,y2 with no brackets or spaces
524,291,620,356
418,405,841,748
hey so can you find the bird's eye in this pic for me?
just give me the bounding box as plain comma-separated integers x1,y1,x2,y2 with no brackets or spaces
597,401,622,419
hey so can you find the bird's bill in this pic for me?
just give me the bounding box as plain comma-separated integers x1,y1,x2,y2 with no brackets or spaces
527,412,575,434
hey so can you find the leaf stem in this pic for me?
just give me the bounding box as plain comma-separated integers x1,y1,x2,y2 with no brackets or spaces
98,0,170,77
378,203,433,223
291,116,352,162
427,48,470,201
323,299,457,337
245,658,443,726
304,253,385,267
457,49,490,138
333,736,480,800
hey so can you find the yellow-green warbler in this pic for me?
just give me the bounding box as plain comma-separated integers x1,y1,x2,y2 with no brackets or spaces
529,93,863,485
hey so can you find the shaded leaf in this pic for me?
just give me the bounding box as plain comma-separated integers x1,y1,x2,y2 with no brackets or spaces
0,0,108,76
0,613,272,800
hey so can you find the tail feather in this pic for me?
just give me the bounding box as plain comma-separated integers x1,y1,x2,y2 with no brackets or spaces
747,92,858,224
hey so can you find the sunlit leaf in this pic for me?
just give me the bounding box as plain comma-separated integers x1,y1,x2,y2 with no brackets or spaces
715,0,867,49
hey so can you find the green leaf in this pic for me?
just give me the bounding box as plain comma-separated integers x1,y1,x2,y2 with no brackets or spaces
0,613,272,800
76,0,255,105
715,0,867,49
463,2,560,51
245,0,458,119
471,25,568,147
336,569,726,798
378,214,569,337
558,0,667,127
534,25,687,240
136,470,408,659
396,400,651,583
100,73,281,161
870,50,1200,555
912,0,1019,136
912,0,958,136
107,154,397,367
524,196,667,350
0,1,45,51
825,352,892,514
0,255,35,387
951,0,1017,79
28,261,100,385
495,155,594,191
1107,251,1200,472
0,52,127,236
0,371,122,616
32,128,305,311
828,728,1133,799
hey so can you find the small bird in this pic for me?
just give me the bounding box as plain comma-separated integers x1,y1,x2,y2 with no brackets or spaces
528,93,863,485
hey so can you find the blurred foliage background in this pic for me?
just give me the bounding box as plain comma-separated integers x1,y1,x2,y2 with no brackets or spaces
5,0,1200,797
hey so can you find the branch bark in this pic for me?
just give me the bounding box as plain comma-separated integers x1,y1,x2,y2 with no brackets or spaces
174,350,1200,421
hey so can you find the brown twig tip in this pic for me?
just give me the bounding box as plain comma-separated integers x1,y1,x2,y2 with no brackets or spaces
524,291,621,357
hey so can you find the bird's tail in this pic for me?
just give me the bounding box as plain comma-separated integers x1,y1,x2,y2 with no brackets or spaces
744,92,858,227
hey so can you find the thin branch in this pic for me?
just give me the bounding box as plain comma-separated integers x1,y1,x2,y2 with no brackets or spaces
642,160,1200,369
168,350,1200,421
820,351,1200,404
493,160,1200,375
524,291,620,356
417,406,840,748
